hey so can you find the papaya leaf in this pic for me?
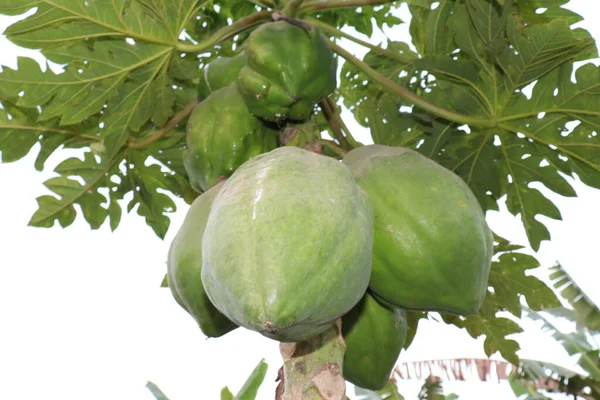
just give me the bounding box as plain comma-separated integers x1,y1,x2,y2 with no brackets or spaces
0,100,94,167
514,0,584,26
493,233,525,254
160,274,168,288
0,0,189,49
408,0,457,57
339,41,418,128
489,253,561,316
221,387,235,400
308,3,401,38
120,151,177,239
145,381,171,400
29,151,122,230
0,0,206,161
549,263,600,332
447,307,522,365
235,359,268,400
339,0,598,252
444,246,559,364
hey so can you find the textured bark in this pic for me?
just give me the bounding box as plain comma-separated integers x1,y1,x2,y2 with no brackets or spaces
279,321,346,399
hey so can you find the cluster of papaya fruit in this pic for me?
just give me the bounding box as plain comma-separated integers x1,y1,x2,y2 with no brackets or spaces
167,19,494,391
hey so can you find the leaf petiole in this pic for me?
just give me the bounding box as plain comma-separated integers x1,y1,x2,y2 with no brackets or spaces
305,17,414,64
326,38,498,129
128,98,199,149
176,11,272,53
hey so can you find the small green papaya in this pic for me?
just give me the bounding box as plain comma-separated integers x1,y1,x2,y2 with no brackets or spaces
201,147,373,342
343,145,493,315
198,53,246,99
184,85,279,192
342,292,407,391
237,21,336,122
167,182,237,338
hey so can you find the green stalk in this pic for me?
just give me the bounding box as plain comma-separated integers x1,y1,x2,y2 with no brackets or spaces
279,323,346,399
320,99,351,150
282,0,308,16
326,38,497,129
305,17,414,64
128,98,198,149
324,97,363,149
300,0,396,12
315,139,349,157
176,11,272,53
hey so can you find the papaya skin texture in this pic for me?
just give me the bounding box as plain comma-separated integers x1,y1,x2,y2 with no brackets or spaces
167,182,237,338
342,292,407,391
201,147,373,342
343,145,494,315
197,53,246,99
183,85,278,192
236,21,336,122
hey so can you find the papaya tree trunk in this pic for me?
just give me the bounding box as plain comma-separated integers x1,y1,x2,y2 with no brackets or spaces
278,320,346,399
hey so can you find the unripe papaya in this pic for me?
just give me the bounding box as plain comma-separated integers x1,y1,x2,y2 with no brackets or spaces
201,147,373,342
167,182,237,338
237,21,337,122
184,85,279,192
342,292,407,390
198,53,246,99
343,145,493,315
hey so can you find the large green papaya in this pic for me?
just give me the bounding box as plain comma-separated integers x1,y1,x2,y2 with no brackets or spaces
201,147,373,342
342,292,407,390
184,85,279,192
198,53,246,99
167,182,237,338
237,21,336,122
343,145,493,315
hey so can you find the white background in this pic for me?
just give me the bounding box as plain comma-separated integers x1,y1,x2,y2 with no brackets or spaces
1,2,599,399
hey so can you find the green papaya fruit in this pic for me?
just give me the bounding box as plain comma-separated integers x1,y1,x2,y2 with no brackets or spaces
343,145,493,315
167,181,237,338
201,147,373,342
198,53,246,99
342,292,407,390
237,21,337,122
184,85,279,192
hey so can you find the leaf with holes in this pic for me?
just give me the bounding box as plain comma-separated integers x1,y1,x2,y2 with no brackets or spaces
489,253,561,316
445,296,523,365
120,151,177,239
339,0,597,251
0,100,98,166
0,0,182,50
30,151,121,229
306,3,401,38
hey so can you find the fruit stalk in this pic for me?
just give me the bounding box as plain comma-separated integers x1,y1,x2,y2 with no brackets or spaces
279,322,346,399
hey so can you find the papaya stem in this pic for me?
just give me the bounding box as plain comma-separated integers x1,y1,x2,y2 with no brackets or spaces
128,98,199,149
324,97,362,149
282,0,308,16
300,0,396,12
315,139,348,157
325,38,498,129
272,12,314,31
320,99,351,150
247,0,275,8
176,11,271,53
279,322,347,399
305,17,414,64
